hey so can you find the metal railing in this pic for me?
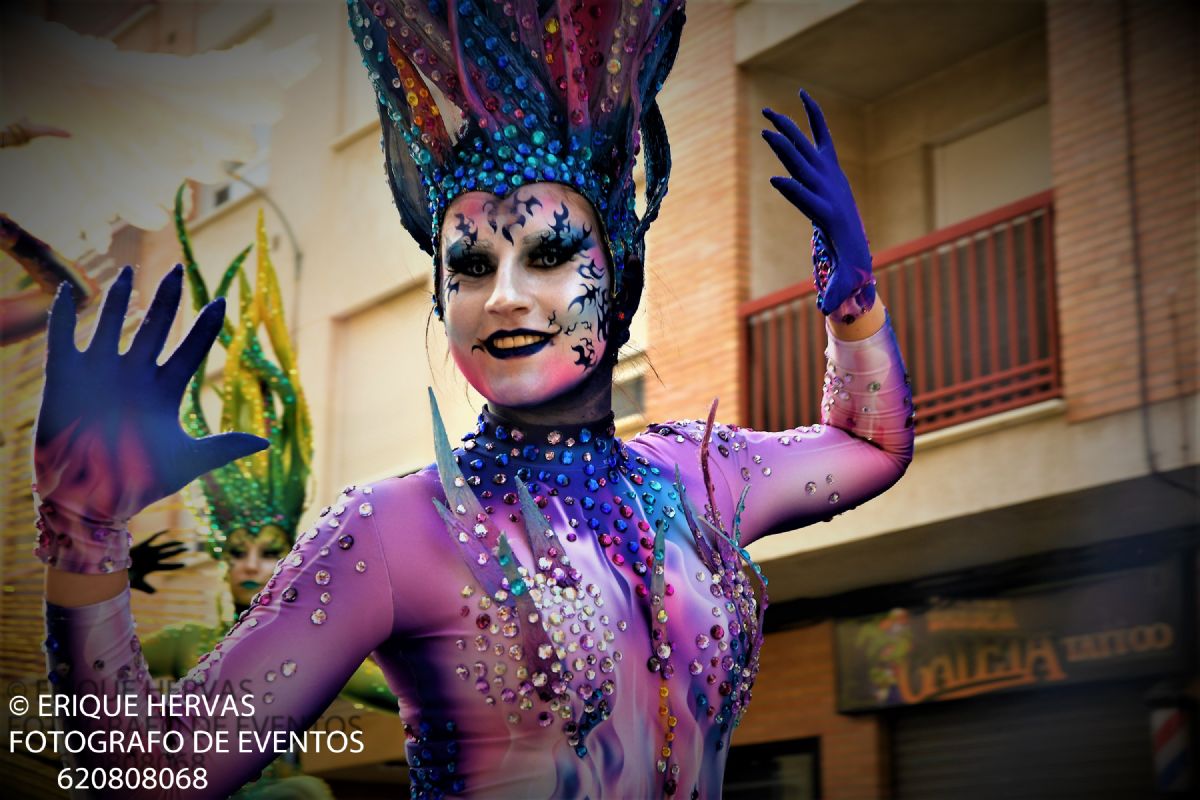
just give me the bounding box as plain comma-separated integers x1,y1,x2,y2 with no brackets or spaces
740,191,1060,435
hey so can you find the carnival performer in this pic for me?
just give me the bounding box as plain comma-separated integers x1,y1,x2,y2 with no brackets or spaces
34,2,912,798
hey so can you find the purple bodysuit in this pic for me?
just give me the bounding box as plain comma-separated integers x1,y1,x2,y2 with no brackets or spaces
45,313,913,798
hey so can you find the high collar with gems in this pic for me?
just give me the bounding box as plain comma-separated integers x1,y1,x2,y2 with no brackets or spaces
456,406,630,494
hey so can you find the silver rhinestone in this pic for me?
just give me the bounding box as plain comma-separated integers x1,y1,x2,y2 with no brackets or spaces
311,609,327,625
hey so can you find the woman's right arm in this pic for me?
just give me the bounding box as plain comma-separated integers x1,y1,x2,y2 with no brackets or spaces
34,266,397,797
44,482,395,798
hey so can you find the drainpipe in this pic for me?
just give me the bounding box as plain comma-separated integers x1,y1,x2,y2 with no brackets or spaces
1117,0,1197,500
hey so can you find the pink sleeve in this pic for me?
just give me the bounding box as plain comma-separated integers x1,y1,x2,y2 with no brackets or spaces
642,309,914,547
43,485,396,798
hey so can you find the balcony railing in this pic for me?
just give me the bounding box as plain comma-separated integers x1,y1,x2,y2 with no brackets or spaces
739,191,1060,435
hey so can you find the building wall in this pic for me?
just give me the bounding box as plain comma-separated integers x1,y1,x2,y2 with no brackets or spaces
643,1,748,425
1047,0,1198,422
736,623,889,800
736,0,1198,595
866,27,1049,251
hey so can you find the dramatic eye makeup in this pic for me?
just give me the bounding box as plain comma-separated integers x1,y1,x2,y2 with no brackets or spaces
445,246,495,277
445,226,590,274
444,212,494,281
529,204,595,266
527,234,586,269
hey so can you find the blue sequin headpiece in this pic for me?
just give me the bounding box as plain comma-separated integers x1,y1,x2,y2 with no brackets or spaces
348,0,686,344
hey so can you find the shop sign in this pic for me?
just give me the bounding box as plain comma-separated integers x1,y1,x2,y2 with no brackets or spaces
835,561,1186,712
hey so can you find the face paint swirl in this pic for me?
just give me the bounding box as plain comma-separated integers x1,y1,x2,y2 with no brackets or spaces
440,183,611,408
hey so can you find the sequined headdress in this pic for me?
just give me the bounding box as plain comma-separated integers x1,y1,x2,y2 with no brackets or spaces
349,0,686,347
174,187,314,558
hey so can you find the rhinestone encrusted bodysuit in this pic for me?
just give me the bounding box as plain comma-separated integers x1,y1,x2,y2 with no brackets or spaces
43,316,912,799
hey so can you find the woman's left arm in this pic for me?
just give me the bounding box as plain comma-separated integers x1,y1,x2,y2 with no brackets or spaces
728,91,913,544
720,303,913,546
643,93,912,545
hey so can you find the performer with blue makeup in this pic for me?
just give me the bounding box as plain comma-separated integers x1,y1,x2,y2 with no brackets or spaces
34,2,912,797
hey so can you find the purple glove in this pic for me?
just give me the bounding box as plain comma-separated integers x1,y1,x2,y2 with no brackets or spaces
762,90,877,324
33,265,267,574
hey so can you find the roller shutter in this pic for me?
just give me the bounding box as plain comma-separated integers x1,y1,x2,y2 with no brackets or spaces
892,679,1155,799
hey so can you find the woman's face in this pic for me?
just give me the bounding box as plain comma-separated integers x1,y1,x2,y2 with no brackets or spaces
439,183,612,408
225,525,289,607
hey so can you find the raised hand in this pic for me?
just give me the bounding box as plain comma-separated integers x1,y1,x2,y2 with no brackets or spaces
128,531,188,594
33,265,268,573
762,90,877,323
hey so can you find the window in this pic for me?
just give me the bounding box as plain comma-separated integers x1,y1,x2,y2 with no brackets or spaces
195,123,272,217
932,105,1050,228
613,372,645,423
723,737,821,800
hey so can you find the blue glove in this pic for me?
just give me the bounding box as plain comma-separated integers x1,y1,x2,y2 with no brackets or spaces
762,90,877,323
33,265,268,574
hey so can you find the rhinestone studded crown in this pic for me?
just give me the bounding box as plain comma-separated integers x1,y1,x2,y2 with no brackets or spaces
349,0,686,340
